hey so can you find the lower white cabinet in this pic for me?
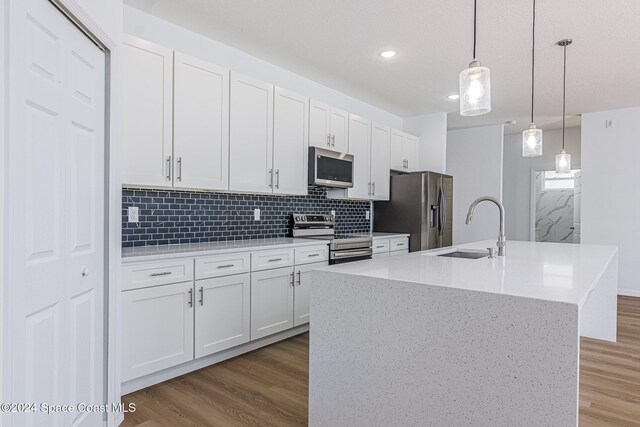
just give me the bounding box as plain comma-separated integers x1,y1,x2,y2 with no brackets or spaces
251,267,295,340
195,273,250,358
294,262,325,327
122,281,194,381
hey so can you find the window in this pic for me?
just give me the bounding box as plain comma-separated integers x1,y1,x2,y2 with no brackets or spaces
542,169,580,191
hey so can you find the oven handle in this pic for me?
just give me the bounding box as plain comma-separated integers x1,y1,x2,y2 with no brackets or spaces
330,248,373,259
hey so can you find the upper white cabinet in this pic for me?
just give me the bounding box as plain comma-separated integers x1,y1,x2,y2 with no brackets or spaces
370,123,391,200
173,52,229,191
309,100,349,152
347,114,372,200
390,129,420,172
273,87,309,195
229,72,274,193
122,35,174,187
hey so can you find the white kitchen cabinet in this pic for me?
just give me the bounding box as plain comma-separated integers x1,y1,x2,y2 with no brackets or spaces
309,99,349,152
195,273,250,358
347,114,371,199
229,72,274,193
370,123,391,200
250,267,295,340
173,52,229,191
122,35,174,187
122,281,194,381
273,87,309,195
390,129,420,172
294,262,326,327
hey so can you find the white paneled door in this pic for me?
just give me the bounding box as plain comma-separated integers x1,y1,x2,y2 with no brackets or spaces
370,123,391,201
347,114,371,200
8,0,106,426
174,52,229,191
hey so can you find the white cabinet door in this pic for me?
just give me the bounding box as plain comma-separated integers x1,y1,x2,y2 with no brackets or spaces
173,52,229,191
309,99,331,149
273,87,309,195
390,128,406,171
405,134,420,172
250,267,294,340
347,114,371,200
229,72,274,193
330,107,349,152
122,35,173,187
195,273,250,358
370,123,391,201
294,262,326,327
122,282,194,381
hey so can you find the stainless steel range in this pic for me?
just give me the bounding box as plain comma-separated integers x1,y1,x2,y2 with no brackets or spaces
291,214,372,264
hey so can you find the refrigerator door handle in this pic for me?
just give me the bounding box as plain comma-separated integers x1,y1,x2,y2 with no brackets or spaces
440,186,447,236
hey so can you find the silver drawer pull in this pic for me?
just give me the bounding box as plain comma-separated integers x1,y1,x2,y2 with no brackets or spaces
376,245,385,249
268,258,283,262
308,253,320,257
217,264,235,269
150,271,172,277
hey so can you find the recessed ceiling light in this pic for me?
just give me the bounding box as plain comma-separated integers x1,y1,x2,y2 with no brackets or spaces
447,94,460,100
379,50,396,58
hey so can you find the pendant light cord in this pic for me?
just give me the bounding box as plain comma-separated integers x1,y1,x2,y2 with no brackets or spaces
530,0,536,124
473,0,477,59
562,44,567,150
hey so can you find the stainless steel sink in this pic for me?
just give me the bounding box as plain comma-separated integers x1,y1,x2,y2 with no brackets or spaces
436,250,488,259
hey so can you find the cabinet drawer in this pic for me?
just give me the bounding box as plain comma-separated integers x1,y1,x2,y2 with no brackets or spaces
251,248,294,271
122,259,194,291
195,252,250,279
372,239,390,254
390,237,409,252
295,245,329,265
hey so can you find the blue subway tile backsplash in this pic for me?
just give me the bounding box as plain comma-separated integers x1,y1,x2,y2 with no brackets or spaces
122,186,371,247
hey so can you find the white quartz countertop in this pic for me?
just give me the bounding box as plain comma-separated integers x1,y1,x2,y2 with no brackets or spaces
122,237,330,263
318,240,617,306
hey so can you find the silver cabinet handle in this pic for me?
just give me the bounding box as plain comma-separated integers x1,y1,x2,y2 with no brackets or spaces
275,169,280,189
368,181,372,196
188,288,193,307
81,267,89,277
217,264,234,269
269,169,273,188
177,157,182,182
290,272,294,287
150,271,172,277
331,135,336,147
372,182,376,196
376,245,385,249
308,253,320,257
166,156,172,180
327,135,331,147
296,270,301,286
268,258,283,262
199,286,204,306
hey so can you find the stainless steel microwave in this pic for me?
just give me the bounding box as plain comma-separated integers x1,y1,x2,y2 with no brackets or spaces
308,147,354,188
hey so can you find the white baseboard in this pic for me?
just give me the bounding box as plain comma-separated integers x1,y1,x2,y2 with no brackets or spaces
618,289,640,297
121,324,309,395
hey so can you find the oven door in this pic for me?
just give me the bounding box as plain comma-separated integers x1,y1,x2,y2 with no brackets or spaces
309,147,354,188
329,248,373,264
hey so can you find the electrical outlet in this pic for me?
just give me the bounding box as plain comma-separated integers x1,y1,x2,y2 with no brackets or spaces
365,211,370,220
606,119,614,128
128,206,139,223
254,208,261,221
331,210,336,218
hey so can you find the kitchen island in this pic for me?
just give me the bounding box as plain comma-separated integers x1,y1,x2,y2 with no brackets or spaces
309,240,618,427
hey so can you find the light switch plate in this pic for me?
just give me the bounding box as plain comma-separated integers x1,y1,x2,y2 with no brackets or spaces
254,208,261,221
128,206,139,223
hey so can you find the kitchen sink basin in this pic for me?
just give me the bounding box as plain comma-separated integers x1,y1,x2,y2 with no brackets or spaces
436,250,488,259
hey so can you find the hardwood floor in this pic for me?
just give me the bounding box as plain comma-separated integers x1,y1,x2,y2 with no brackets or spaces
122,296,640,427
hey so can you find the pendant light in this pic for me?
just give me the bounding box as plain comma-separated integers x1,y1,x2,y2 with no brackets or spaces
555,39,572,174
522,0,542,157
459,0,491,116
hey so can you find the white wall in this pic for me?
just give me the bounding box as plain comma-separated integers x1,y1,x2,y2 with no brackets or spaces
124,5,403,130
446,125,504,245
403,112,447,173
582,107,640,296
502,127,581,241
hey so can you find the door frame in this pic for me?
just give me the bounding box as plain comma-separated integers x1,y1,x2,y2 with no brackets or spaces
1,1,122,426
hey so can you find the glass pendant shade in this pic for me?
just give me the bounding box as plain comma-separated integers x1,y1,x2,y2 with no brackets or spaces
459,61,491,116
555,149,571,173
522,124,543,157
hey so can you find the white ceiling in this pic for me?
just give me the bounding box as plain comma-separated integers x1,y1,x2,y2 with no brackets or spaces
125,0,640,133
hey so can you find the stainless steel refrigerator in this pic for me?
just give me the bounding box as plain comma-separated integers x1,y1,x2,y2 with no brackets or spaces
374,172,453,252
